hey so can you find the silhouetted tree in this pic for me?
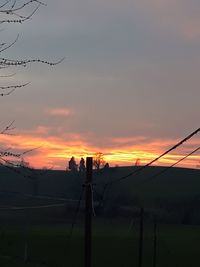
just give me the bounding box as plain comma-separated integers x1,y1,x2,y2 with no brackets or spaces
104,162,110,169
135,158,141,166
79,157,86,172
68,157,78,172
93,152,105,170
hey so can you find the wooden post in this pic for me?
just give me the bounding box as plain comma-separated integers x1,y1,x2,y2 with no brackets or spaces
153,217,157,267
85,157,93,267
138,208,144,267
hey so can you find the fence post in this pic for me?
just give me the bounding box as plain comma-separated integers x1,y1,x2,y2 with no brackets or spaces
85,157,93,267
138,208,144,267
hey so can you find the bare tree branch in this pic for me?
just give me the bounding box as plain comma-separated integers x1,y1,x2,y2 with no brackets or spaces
0,34,19,53
0,1,46,24
0,120,15,134
0,57,64,66
0,88,15,95
0,72,16,77
0,3,41,24
0,0,61,168
0,82,30,90
0,0,46,13
0,0,12,10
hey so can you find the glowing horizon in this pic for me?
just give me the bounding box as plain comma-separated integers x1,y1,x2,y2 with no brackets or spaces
0,130,199,170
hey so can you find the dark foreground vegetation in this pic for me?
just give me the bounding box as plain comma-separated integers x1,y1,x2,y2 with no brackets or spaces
0,221,200,267
0,165,200,266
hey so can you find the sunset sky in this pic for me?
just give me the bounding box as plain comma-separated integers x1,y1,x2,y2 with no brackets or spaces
0,0,199,169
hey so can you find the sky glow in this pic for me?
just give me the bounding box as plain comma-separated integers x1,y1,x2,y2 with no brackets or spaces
0,0,199,170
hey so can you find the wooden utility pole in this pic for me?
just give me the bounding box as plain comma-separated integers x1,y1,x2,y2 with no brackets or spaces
85,157,93,267
138,208,144,267
153,217,157,267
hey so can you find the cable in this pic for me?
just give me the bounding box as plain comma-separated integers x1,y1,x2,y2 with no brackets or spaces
95,128,200,208
90,184,96,216
103,127,200,185
67,186,85,240
0,190,84,203
0,203,67,210
93,183,111,210
137,146,200,186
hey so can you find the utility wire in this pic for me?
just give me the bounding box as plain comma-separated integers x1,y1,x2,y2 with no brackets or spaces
0,190,84,203
95,128,200,207
68,186,85,240
0,203,67,210
137,145,200,186
105,128,200,185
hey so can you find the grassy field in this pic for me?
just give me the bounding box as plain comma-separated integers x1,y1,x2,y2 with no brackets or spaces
0,221,200,267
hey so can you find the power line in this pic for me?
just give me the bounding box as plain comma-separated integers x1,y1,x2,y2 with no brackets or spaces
105,128,200,185
95,128,200,207
68,186,85,240
0,190,84,203
0,203,67,211
137,146,200,186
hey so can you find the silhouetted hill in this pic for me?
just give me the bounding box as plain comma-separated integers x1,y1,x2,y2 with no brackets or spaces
0,165,199,199
0,165,200,223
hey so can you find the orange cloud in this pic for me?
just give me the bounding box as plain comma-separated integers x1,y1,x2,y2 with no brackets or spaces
0,130,199,170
